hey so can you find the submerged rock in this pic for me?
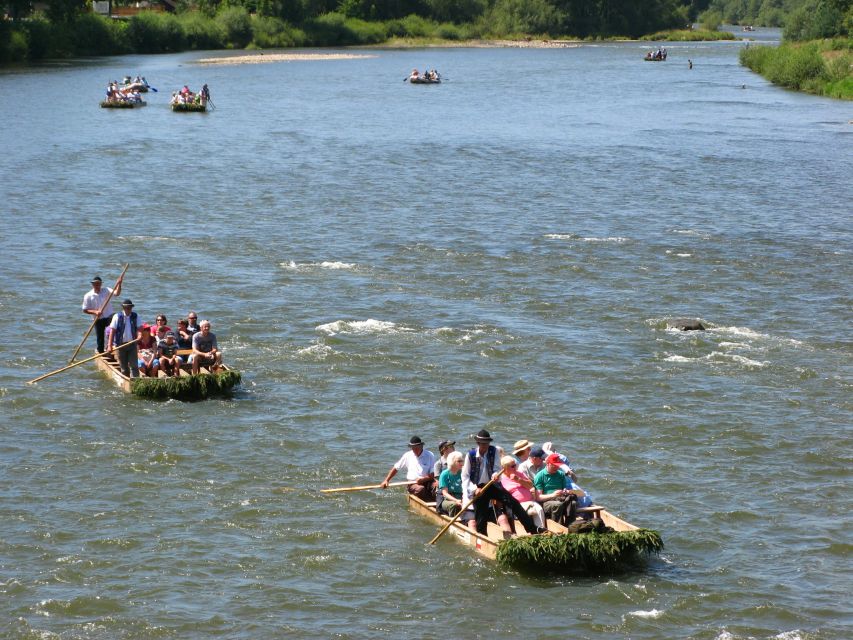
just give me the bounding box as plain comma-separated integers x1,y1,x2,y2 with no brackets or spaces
667,318,706,331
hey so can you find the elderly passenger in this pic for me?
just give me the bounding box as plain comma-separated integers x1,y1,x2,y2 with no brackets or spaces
499,455,546,530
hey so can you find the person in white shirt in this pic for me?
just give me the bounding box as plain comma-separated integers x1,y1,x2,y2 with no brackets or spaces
380,436,436,501
82,275,122,353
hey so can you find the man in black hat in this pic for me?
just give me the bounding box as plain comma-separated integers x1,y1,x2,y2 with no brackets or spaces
81,275,123,353
380,436,436,501
107,299,140,377
461,429,541,535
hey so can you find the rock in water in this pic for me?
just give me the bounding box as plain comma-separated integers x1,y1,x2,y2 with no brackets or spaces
668,318,706,331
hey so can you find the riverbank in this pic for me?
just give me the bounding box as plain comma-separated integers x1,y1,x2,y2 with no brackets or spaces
740,38,853,99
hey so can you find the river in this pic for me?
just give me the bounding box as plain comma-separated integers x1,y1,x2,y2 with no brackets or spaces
0,30,851,639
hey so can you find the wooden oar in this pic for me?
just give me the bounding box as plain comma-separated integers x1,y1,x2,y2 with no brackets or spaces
69,264,128,364
28,338,140,385
321,480,413,493
429,469,505,545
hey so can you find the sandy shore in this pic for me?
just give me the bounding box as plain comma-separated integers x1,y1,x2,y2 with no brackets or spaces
196,52,377,65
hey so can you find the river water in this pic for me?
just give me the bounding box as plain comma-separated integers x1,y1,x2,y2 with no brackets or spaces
1,30,851,639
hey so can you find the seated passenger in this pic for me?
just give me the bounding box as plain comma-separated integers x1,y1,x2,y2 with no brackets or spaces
190,320,222,374
534,453,578,526
176,319,193,349
499,455,546,530
437,451,474,528
518,446,546,482
136,324,159,378
157,331,183,377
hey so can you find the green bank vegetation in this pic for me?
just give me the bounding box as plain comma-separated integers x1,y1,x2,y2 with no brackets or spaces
738,0,852,99
641,28,736,40
3,0,701,63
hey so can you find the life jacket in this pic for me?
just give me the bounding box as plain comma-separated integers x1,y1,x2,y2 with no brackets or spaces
113,312,138,345
467,446,497,487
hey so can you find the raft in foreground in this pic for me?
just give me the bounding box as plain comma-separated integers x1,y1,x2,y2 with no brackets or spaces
408,494,662,574
95,352,240,400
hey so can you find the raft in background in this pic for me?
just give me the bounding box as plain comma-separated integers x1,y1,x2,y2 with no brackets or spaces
95,352,240,400
100,99,146,108
408,494,662,574
171,101,207,112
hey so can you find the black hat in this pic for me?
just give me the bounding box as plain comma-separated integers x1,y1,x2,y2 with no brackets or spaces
91,276,103,284
474,429,493,442
408,436,424,447
438,440,456,453
121,298,134,307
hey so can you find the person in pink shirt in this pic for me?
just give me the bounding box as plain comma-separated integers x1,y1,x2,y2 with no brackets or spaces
499,455,546,530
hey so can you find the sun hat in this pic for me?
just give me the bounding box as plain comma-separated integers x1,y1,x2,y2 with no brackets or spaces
408,436,425,447
474,429,493,443
121,299,134,307
513,439,532,455
546,453,562,466
140,324,151,332
165,331,176,338
91,276,102,284
530,447,546,459
438,440,455,454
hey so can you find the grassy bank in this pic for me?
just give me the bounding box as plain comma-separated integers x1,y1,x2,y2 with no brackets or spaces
641,28,736,41
1,10,737,64
740,38,853,99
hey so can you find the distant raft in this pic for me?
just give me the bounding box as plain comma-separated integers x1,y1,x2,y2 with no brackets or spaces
407,69,441,84
95,351,240,400
170,84,210,112
100,97,146,108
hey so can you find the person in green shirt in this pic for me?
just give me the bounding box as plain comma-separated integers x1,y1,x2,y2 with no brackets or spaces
534,453,578,525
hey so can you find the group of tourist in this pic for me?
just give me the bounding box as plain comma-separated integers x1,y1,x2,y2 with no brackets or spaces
409,68,441,82
81,275,223,379
645,47,668,61
380,430,593,537
104,79,145,105
170,84,210,106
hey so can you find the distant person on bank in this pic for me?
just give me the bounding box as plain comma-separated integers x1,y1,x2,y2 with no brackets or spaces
380,436,436,501
82,274,123,353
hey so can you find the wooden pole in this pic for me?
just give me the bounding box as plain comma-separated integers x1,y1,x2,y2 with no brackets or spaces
69,264,129,364
28,338,140,385
428,469,505,545
320,480,413,493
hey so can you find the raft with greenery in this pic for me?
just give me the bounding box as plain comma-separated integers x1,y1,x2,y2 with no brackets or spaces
496,528,664,573
408,494,662,574
100,99,142,108
171,101,207,112
130,370,241,400
94,351,240,400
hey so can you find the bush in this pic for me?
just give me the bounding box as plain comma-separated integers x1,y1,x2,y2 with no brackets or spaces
127,12,187,53
483,0,564,37
699,9,723,31
179,11,226,50
216,6,253,48
71,13,128,55
0,24,29,62
24,17,56,59
250,15,306,48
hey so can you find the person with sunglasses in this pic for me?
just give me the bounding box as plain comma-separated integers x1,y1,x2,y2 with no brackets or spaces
499,455,546,530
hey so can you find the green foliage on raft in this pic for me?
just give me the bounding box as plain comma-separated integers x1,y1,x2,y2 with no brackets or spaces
171,101,207,112
130,370,241,400
496,529,664,573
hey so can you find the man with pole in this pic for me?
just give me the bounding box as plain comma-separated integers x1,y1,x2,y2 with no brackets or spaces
107,299,141,378
81,274,123,353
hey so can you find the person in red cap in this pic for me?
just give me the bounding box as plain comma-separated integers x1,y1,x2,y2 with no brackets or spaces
136,324,159,377
533,453,580,526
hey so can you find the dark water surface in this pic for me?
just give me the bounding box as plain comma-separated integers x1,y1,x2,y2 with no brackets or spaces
1,32,851,639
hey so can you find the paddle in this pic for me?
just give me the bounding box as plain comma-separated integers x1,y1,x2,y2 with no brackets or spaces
321,480,413,493
28,338,140,385
69,264,128,364
428,468,505,545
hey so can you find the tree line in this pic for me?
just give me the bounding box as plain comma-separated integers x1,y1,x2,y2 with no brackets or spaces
2,0,693,62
